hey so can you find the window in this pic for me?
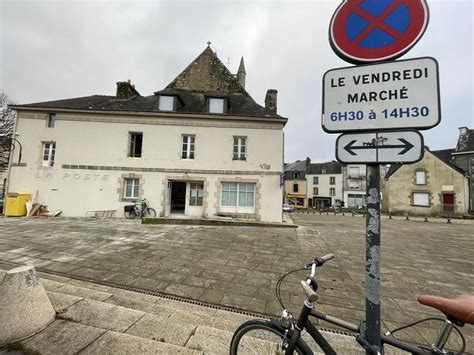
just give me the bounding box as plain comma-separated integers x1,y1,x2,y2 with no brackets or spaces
330,176,336,185
293,184,299,193
124,178,139,199
330,188,336,196
415,171,426,185
321,168,326,174
159,96,175,111
348,194,366,208
181,135,195,159
349,179,360,189
189,183,203,206
349,166,360,176
221,182,255,211
233,137,246,160
42,142,56,167
314,187,318,195
209,98,225,113
293,172,299,179
413,192,429,206
313,177,318,185
128,132,143,158
47,113,55,128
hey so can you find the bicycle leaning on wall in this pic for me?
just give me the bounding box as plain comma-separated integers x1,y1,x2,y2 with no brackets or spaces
124,198,156,219
229,254,472,355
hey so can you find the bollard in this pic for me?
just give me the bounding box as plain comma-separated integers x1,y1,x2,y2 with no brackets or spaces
326,212,329,215
406,216,409,221
352,213,354,217
447,218,451,224
334,212,336,216
389,215,392,219
424,217,428,222
342,212,345,216
0,265,55,345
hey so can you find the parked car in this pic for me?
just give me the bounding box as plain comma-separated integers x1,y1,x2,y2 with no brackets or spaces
282,203,295,213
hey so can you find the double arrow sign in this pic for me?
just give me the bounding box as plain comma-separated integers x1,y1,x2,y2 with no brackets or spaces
336,131,424,164
344,138,414,156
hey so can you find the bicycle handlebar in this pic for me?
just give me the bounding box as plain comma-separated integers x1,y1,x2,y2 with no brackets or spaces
306,254,335,268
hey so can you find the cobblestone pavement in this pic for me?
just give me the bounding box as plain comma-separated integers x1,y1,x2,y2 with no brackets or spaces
0,217,304,316
0,215,473,351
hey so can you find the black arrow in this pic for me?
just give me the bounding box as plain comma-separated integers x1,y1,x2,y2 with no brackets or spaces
344,138,414,156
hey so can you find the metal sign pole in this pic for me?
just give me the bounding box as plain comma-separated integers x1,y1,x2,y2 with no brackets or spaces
365,164,381,353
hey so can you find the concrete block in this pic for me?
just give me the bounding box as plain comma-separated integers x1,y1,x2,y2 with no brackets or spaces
54,284,112,301
47,291,83,311
126,313,196,346
0,266,55,345
59,298,145,332
81,330,200,354
186,325,233,354
22,319,105,354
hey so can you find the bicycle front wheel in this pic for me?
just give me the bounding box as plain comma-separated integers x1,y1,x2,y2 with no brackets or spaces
144,208,156,217
230,319,310,355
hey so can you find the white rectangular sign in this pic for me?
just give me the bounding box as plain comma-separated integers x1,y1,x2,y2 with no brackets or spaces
336,131,424,164
322,57,440,133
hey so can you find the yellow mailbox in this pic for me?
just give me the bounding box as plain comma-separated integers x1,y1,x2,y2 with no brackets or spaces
5,192,30,217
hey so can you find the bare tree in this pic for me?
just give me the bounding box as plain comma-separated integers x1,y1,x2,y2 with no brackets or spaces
0,92,16,171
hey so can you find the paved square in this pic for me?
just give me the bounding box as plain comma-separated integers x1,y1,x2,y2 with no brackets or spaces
0,215,472,350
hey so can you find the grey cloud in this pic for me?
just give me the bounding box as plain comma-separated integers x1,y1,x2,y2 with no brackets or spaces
0,0,472,162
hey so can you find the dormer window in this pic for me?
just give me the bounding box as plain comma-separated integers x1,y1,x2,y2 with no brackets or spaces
208,98,225,114
159,95,175,111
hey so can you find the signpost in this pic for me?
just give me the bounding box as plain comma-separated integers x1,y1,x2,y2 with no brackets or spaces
336,131,424,164
325,0,437,353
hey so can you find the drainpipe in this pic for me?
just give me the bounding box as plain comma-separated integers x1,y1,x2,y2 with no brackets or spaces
3,109,20,212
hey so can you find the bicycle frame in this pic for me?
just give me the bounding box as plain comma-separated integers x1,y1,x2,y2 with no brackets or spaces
285,302,455,355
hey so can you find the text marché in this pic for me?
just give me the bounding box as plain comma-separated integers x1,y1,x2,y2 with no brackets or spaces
330,67,429,103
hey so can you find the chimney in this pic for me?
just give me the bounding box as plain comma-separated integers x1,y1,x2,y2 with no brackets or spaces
237,57,246,88
116,80,140,99
306,157,311,169
456,126,470,152
265,89,277,114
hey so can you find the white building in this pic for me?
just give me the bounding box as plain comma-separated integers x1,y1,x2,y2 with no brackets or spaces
306,162,343,208
6,46,286,222
342,164,367,208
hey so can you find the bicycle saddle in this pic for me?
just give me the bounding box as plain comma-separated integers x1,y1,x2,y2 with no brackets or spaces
417,295,474,324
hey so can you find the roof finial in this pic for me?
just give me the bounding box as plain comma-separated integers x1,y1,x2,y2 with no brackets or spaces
226,57,231,67
206,41,211,47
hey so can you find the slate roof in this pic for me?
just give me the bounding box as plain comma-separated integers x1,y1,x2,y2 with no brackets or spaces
454,128,474,153
11,47,283,120
284,160,308,173
307,161,342,175
385,148,465,179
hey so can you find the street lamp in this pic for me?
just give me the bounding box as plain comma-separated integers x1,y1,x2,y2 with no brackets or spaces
10,136,22,165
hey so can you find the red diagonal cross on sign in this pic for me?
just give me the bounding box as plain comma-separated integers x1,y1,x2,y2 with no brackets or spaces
329,0,429,63
351,0,403,44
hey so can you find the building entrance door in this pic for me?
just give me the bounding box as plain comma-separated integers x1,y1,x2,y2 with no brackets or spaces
185,182,204,217
171,181,186,214
442,193,454,214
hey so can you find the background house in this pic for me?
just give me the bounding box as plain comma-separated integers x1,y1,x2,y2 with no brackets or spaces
306,161,342,208
342,164,367,208
383,147,469,216
283,158,309,209
6,46,287,222
451,127,473,213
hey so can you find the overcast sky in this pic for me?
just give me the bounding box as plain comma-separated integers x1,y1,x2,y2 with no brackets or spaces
1,0,473,163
